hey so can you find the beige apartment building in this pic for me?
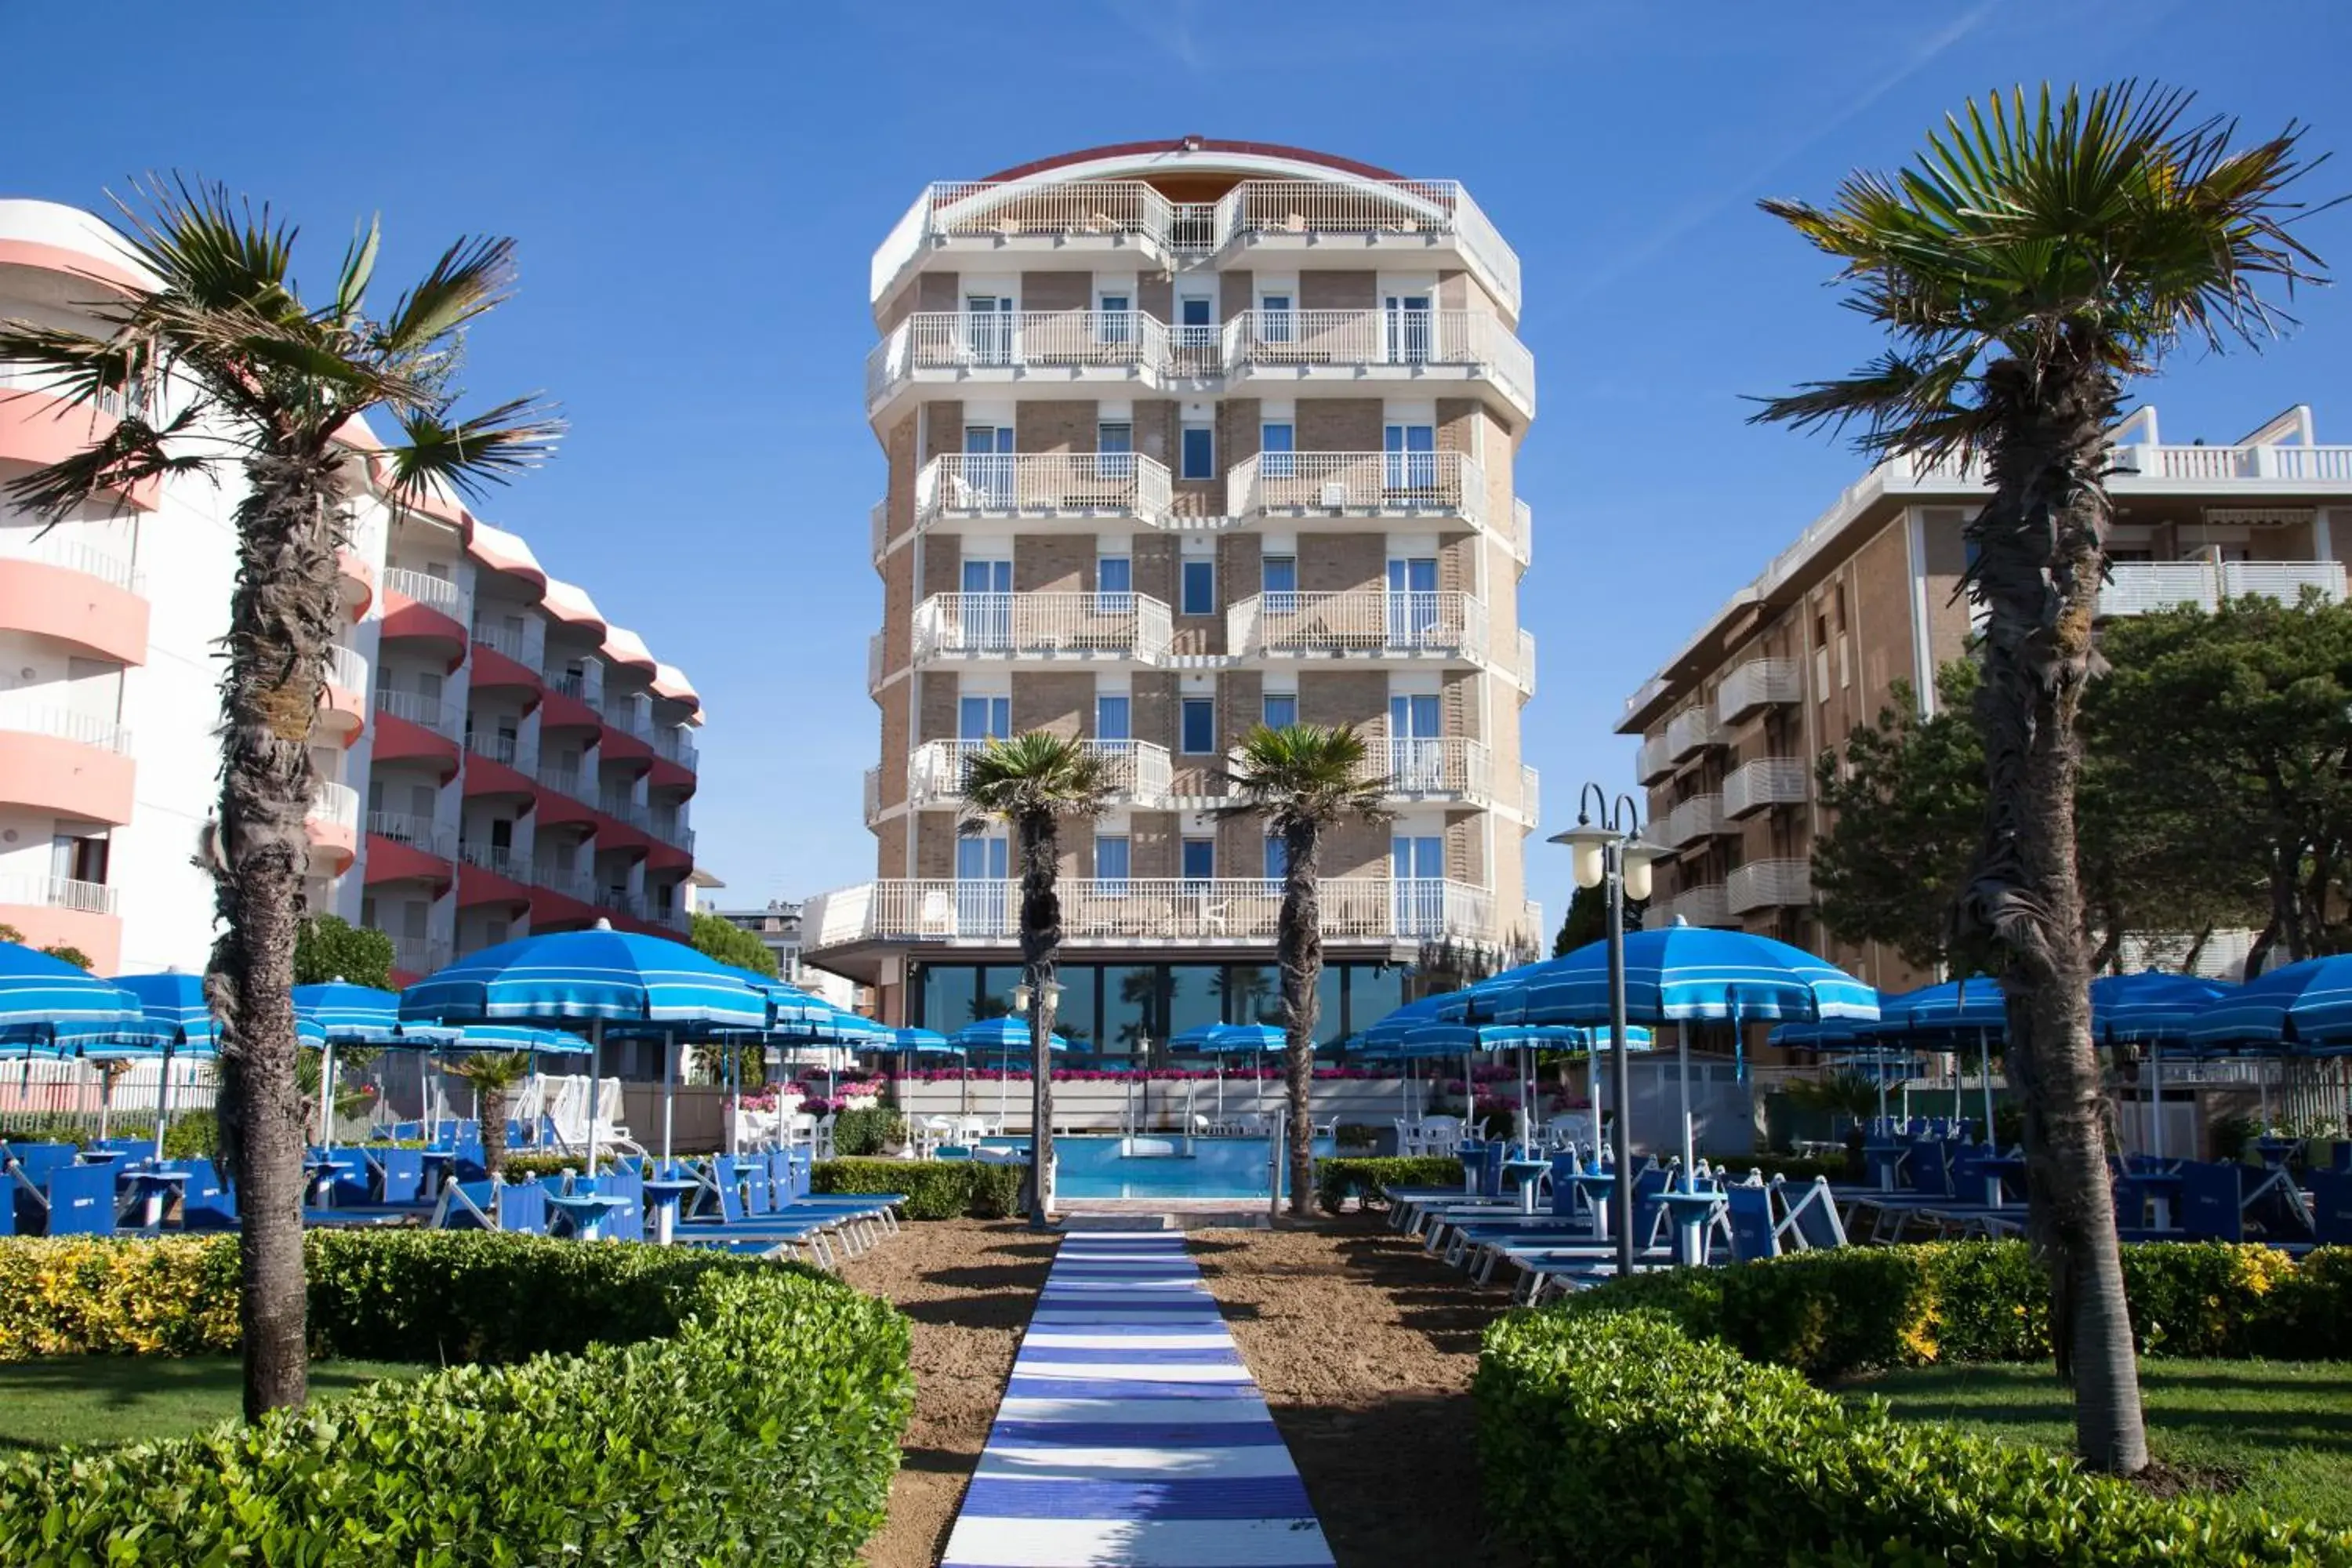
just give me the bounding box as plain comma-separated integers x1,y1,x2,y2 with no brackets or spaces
1619,404,2352,993
804,138,1543,1047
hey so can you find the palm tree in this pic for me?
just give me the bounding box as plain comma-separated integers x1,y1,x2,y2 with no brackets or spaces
0,178,557,1419
448,1052,535,1179
1222,723,1391,1218
1753,84,2326,1473
957,732,1116,1227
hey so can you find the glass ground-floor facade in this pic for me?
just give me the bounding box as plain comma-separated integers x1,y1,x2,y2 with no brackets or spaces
910,959,1413,1058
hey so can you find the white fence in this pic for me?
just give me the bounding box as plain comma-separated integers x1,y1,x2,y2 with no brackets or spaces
916,452,1172,524
806,877,1494,946
910,591,1174,663
0,1053,217,1133
1226,448,1486,523
1228,589,1487,660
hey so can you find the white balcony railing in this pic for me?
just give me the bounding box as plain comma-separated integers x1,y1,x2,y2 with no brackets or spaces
471,619,547,670
1226,449,1486,524
466,731,537,773
1722,757,1808,819
0,872,114,916
599,788,651,829
648,810,694,853
0,704,132,754
1727,858,1813,914
1372,735,1492,803
536,760,586,801
916,452,1172,526
2223,560,2346,604
1670,884,1731,928
655,728,699,771
2115,443,2352,482
909,737,1174,809
381,566,470,623
370,687,459,739
307,779,360,831
545,657,604,710
1716,658,1801,724
862,765,882,827
870,499,889,564
387,935,452,976
1664,707,1719,761
867,632,885,695
910,592,1174,664
458,840,532,884
2097,558,2347,618
1221,308,1534,411
1229,590,1487,662
1635,733,1674,786
1520,764,1541,829
869,310,1174,405
1516,628,1537,696
365,811,454,861
325,644,368,695
1510,498,1533,568
807,876,1497,947
1663,793,1725,848
0,532,143,594
1212,180,1520,306
532,863,598,902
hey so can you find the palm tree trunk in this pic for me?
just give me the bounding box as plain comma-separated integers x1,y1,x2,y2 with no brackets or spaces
208,452,344,1421
1018,810,1062,1228
481,1087,510,1180
1965,354,2147,1474
1278,823,1320,1218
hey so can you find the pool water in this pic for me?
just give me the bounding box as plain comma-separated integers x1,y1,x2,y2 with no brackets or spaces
978,1134,1337,1200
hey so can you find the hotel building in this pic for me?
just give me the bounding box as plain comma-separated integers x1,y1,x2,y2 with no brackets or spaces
804,137,1543,1048
1617,405,2352,991
0,199,703,980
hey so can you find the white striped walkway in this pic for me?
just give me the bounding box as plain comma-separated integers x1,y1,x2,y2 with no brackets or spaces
939,1227,1335,1568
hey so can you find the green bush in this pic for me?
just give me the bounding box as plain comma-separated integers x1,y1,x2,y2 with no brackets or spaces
814,1157,1018,1219
161,1109,218,1161
831,1106,905,1156
1314,1155,1465,1214
0,1118,96,1149
0,1232,912,1565
1477,1307,2352,1566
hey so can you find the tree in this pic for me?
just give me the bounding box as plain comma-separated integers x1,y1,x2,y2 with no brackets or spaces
1221,723,1392,1218
1755,83,2325,1473
689,909,777,976
1552,884,1647,957
958,732,1116,1227
0,179,557,1420
448,1052,534,1178
292,915,394,989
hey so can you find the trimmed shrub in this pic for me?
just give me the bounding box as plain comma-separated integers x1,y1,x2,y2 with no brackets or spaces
1315,1155,1465,1214
160,1109,218,1161
814,1157,1019,1220
0,1232,912,1565
1477,1307,2352,1566
832,1106,905,1156
0,1237,242,1359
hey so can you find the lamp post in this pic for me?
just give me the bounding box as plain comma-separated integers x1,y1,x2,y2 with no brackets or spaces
1012,978,1063,1227
1551,785,1660,1279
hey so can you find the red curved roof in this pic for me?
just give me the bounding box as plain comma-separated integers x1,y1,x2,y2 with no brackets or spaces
979,137,1404,185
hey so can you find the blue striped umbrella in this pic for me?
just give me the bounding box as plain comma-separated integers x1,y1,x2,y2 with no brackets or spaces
951,1015,1071,1055
1359,994,1457,1054
892,1026,960,1054
716,964,835,1029
1879,978,2007,1037
0,944,152,1044
1766,1018,1875,1048
451,1022,590,1054
2092,971,2234,1161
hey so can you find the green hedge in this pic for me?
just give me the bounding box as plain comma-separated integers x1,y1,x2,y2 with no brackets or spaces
815,1157,1020,1219
1552,1240,2352,1381
831,1107,905,1156
1315,1155,1465,1214
0,1232,912,1564
1477,1307,2352,1566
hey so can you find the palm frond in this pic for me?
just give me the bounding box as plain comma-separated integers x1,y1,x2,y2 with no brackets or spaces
332,216,380,328
2,401,217,521
107,173,302,325
1219,723,1394,831
376,234,519,358
383,396,564,506
958,731,1119,831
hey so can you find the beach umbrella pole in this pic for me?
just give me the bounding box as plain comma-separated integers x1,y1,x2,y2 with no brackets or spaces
152,1043,175,1162
1676,1025,1694,1185
586,1019,604,1178
660,1029,677,1164
318,1042,336,1149
1980,1032,1995,1148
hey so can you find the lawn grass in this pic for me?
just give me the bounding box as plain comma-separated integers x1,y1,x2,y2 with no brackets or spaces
0,1357,432,1452
1853,1359,2352,1529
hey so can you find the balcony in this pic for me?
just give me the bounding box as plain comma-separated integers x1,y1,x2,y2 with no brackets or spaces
868,310,1174,411
456,841,533,908
2113,443,2352,482
1521,764,1541,829
1669,883,1731,928
1510,499,1533,568
304,779,360,875
1723,757,1809,819
0,706,136,824
470,619,547,686
910,591,1173,666
545,667,604,710
648,808,695,853
597,787,652,830
535,760,589,803
1368,735,1493,807
1228,590,1487,663
370,687,461,742
0,535,149,666
862,765,882,828
1727,858,1813,915
1662,793,1726,849
653,728,699,771
1717,658,1801,725
804,875,1498,950
2096,558,2347,618
1515,628,1537,697
1222,308,1534,419
365,810,454,858
381,566,467,620
0,873,122,972
386,935,452,979
867,632,886,696
909,737,1174,811
1635,733,1674,786
1664,706,1719,763
916,453,1171,528
870,499,889,564
1227,449,1486,526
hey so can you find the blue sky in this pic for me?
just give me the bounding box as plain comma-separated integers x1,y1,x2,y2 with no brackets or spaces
8,1,2350,911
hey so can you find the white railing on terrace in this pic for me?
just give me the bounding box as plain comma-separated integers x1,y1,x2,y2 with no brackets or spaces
381,566,470,622
536,760,586,800
862,766,882,826
1727,858,1813,914
1228,590,1487,661
1635,733,1674,786
917,453,1172,525
1670,883,1730,928
1226,449,1485,524
2118,443,2352,482
599,788,651,829
307,779,360,830
325,644,368,695
1516,628,1537,696
1222,308,1533,409
807,876,1495,946
532,864,597,902
365,811,454,860
1722,757,1808,818
0,704,131,753
910,592,1174,664
370,687,459,739
470,619,547,669
1510,498,1533,567
387,935,452,975
1521,764,1541,829
869,499,889,562
1664,706,1719,760
1212,180,1519,306
466,731,537,773
1371,735,1491,802
655,728,699,770
1663,793,1725,849
545,659,604,709
648,811,694,852
458,840,532,883
909,737,1173,809
867,632,885,694
0,532,143,593
869,311,1174,404
2097,559,2346,617
0,873,117,916
1716,658,1801,724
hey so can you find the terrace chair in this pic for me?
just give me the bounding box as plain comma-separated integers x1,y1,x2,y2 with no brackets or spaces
496,1178,551,1236
2179,1160,2315,1254
2309,1169,2352,1247
180,1160,238,1231
1725,1178,1849,1263
4,1142,79,1230
41,1161,116,1236
1446,1166,1677,1279
430,1178,500,1231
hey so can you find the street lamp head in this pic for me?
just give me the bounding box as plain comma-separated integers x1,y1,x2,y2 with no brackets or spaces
1548,815,1615,890
1011,983,1033,1014
1621,837,1663,903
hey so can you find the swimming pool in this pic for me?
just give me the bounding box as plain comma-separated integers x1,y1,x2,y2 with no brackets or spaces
978,1134,1337,1200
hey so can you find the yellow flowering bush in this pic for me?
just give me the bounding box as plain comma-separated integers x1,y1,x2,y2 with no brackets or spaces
0,1237,238,1359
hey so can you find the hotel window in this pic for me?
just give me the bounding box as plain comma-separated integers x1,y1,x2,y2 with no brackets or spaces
1181,696,1216,754
1262,691,1298,729
1095,834,1131,886
1261,421,1294,481
1096,293,1132,344
50,833,107,887
1258,292,1294,343
1181,837,1217,882
1181,424,1215,481
1265,833,1289,880
1096,556,1132,612
1096,419,1134,481
1261,555,1298,601
1095,695,1131,741
1181,558,1216,616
